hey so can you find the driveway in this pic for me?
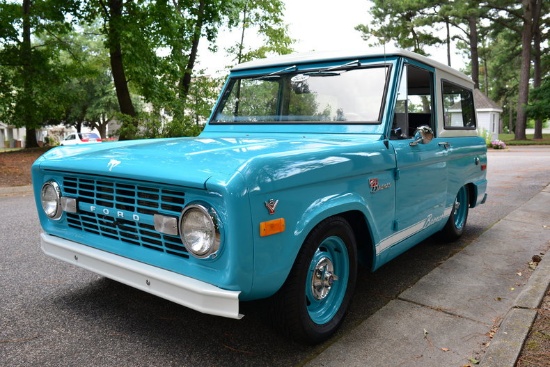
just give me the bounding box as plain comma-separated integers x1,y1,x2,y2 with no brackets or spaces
1,147,549,366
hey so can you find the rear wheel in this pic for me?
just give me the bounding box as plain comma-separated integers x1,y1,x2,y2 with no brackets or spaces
272,216,357,344
441,186,469,241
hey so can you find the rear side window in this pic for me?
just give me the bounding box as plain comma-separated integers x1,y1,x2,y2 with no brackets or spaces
442,81,476,129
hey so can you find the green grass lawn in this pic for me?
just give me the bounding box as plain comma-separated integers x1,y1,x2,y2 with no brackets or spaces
497,133,550,145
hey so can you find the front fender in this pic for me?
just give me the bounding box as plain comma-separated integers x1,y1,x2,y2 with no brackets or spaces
247,190,381,300
295,192,373,240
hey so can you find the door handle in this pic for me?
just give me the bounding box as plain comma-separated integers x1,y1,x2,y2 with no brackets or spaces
438,142,450,149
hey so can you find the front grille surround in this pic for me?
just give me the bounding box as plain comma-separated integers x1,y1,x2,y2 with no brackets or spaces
61,175,189,259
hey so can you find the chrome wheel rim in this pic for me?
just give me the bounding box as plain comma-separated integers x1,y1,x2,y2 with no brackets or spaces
305,236,349,325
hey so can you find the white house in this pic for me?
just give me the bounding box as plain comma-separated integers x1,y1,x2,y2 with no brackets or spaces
474,89,502,140
448,89,502,140
0,122,26,149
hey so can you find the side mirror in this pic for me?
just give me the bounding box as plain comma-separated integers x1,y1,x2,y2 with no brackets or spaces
410,126,434,146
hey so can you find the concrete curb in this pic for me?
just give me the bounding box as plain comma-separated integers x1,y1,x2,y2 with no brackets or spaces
0,185,33,197
479,253,550,367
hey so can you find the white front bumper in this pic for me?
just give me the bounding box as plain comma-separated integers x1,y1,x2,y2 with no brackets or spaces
41,233,243,319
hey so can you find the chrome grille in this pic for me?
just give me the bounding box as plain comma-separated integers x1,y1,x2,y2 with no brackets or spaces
62,175,189,258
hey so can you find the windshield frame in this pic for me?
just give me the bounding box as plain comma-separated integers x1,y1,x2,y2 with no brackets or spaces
210,61,392,126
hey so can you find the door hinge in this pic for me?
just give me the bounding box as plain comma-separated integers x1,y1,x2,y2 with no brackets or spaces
393,220,399,231
394,168,400,180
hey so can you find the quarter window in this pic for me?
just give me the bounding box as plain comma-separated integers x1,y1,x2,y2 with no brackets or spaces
442,81,476,129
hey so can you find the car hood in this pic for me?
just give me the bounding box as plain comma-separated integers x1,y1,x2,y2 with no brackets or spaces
34,135,383,190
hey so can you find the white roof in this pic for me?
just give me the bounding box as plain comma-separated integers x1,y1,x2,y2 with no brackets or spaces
232,48,472,83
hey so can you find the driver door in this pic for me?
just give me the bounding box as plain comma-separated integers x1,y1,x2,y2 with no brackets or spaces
388,63,448,255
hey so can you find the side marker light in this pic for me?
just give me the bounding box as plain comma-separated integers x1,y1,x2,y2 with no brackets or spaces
260,218,285,237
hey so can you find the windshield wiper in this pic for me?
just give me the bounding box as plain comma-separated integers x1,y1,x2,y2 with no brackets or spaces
304,71,341,77
305,59,361,76
254,65,297,80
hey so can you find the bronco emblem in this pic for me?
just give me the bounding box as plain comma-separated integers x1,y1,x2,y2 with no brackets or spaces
369,178,391,193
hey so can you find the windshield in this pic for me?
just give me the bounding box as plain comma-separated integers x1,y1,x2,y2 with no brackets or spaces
212,66,389,124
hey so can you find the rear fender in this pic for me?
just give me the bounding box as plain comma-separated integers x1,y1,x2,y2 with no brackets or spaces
467,179,488,208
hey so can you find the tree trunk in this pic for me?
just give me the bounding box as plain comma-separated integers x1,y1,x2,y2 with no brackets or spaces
108,0,136,140
237,5,248,64
508,100,514,133
98,114,109,139
22,0,39,148
446,20,451,67
468,15,480,90
532,0,542,139
515,0,533,141
483,56,489,96
179,0,205,105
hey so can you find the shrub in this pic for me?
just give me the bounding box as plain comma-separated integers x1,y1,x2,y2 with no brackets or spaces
490,140,507,149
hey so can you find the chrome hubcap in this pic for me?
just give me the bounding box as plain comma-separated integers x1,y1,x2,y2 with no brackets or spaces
311,257,338,300
453,200,461,215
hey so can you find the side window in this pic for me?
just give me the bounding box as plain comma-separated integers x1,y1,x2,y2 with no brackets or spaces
442,81,476,129
392,64,434,139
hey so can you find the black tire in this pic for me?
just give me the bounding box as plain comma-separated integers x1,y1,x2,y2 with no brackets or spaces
441,186,469,241
272,216,357,344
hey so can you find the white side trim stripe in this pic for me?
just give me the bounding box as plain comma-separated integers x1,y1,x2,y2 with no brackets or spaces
376,206,453,255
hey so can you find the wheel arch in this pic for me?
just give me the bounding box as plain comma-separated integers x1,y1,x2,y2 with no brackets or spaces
464,177,488,209
466,182,476,208
295,207,375,275
339,211,375,269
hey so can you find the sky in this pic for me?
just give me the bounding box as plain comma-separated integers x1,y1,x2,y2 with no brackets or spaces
197,0,465,75
283,0,371,54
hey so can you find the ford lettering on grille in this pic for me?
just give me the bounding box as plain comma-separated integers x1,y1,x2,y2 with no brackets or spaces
88,205,140,222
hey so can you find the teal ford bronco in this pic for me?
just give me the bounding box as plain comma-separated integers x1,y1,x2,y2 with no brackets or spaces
33,49,487,344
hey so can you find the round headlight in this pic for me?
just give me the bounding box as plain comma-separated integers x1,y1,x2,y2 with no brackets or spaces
179,204,220,259
41,181,62,220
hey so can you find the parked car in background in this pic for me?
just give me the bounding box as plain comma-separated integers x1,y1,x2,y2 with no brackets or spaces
32,49,487,344
60,132,102,145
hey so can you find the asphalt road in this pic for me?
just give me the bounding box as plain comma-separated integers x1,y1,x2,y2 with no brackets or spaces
1,147,549,367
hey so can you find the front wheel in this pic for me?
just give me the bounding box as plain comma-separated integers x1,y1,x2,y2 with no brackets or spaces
441,186,469,241
272,216,357,344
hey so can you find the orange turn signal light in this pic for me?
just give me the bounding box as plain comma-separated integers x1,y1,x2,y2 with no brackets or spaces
260,218,285,237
